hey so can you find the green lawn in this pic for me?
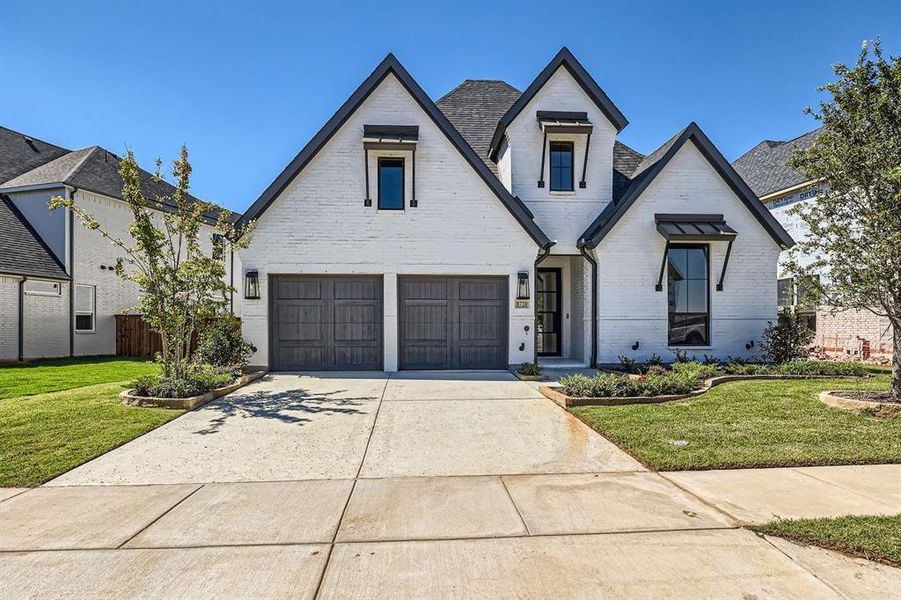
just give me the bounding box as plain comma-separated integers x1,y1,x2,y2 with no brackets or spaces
754,515,901,567
0,356,158,399
0,357,179,487
571,375,901,470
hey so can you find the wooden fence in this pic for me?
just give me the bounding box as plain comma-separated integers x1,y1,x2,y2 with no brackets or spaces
115,314,240,358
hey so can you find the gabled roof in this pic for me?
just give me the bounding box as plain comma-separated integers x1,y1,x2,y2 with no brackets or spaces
487,47,628,161
579,122,795,250
0,195,69,280
240,54,551,248
0,126,70,184
732,127,823,197
0,145,237,223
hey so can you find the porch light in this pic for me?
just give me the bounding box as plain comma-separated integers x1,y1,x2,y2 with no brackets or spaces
516,271,530,300
244,270,260,299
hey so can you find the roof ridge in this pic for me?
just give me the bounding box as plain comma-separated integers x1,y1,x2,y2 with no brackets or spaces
63,146,101,184
0,125,70,153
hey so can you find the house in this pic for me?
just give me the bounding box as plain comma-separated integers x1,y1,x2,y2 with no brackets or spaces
0,126,240,361
734,128,894,359
237,48,794,372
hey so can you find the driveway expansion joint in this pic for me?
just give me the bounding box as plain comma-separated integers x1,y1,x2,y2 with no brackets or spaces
115,484,206,549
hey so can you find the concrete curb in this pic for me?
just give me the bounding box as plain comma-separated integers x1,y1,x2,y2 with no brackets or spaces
819,391,901,419
510,371,545,382
541,374,866,409
120,371,268,410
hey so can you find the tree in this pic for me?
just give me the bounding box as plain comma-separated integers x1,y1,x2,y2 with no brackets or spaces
50,147,254,381
785,40,901,401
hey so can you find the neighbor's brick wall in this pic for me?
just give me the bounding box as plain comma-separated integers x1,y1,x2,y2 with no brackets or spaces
816,307,894,353
594,141,782,364
238,73,540,371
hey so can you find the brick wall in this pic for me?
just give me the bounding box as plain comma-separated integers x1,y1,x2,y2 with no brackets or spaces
815,306,894,356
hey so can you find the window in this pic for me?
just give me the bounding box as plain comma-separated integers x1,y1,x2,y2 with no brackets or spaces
549,142,574,192
667,245,709,346
75,284,96,332
378,157,404,210
777,278,793,307
24,280,61,296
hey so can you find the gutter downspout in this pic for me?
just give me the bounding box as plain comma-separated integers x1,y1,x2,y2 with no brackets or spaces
229,249,234,315
18,277,26,361
68,187,76,358
579,243,598,368
533,244,554,364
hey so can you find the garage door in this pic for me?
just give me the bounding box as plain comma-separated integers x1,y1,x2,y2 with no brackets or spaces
398,276,508,370
270,275,382,370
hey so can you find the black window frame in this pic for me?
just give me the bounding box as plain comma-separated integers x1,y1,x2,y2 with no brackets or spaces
666,244,710,347
548,141,574,192
377,157,405,211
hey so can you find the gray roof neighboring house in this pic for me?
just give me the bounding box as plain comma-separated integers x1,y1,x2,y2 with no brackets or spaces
732,127,823,198
0,126,70,184
0,196,69,280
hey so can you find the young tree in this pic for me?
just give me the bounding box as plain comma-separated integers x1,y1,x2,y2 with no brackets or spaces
50,147,254,381
785,40,901,401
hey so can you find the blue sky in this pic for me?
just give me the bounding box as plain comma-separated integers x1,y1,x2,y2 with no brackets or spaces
1,0,898,213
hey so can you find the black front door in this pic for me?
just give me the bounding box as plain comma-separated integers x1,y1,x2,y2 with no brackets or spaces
536,268,562,356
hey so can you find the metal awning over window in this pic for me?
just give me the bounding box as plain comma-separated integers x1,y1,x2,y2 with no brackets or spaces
363,125,419,145
537,112,593,189
655,213,737,241
362,125,419,207
654,214,738,292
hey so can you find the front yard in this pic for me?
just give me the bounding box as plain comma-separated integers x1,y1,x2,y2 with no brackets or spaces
571,375,901,470
0,357,180,487
754,515,901,568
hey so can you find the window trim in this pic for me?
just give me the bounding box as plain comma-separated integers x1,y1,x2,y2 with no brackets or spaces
377,156,405,211
666,243,710,347
548,141,575,192
74,284,96,334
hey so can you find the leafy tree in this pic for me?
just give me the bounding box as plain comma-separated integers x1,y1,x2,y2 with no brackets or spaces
760,312,814,364
785,40,901,401
50,147,254,381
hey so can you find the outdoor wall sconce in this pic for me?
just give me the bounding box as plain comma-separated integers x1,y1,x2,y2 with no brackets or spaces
244,270,260,299
516,271,530,300
746,340,755,350
632,341,640,351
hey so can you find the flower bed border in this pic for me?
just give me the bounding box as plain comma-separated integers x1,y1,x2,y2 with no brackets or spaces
511,370,545,381
818,391,901,419
120,371,268,410
540,374,865,408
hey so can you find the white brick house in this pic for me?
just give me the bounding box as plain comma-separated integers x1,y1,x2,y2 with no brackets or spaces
0,127,240,361
238,48,795,371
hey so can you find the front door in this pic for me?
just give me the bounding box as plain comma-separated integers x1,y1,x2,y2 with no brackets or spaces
536,268,561,356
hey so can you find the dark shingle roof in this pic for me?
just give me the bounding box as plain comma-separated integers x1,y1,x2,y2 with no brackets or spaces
436,79,644,185
732,127,823,197
1,145,237,223
0,196,68,279
0,126,70,184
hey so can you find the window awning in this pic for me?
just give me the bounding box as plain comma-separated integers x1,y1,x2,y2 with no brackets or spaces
363,125,419,144
537,111,593,133
655,214,737,241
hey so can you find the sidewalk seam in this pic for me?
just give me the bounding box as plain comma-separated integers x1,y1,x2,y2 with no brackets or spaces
115,484,205,549
499,476,532,536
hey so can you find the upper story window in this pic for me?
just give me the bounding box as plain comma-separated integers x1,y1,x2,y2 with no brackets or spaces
24,280,61,296
378,157,404,210
667,245,709,346
549,142,574,192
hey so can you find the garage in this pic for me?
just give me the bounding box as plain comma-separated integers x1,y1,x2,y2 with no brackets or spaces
398,276,508,370
270,275,383,370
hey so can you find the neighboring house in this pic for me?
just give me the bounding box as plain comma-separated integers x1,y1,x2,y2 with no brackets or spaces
733,127,894,358
237,48,793,372
0,126,240,361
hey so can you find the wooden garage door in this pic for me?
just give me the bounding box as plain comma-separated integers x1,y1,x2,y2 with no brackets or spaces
270,275,382,371
398,276,508,370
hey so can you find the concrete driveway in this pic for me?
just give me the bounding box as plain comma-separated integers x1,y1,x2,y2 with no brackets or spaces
2,372,899,598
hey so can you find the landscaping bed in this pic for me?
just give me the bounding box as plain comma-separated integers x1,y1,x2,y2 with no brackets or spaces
121,370,266,409
819,390,901,419
570,374,899,470
753,515,901,568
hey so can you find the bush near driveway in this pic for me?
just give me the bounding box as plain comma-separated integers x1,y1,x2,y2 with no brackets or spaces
0,382,181,487
571,375,900,470
0,356,157,400
754,515,901,568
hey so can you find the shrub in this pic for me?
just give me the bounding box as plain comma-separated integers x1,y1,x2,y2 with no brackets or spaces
774,360,868,377
617,355,638,374
760,312,814,364
671,361,719,381
558,371,703,398
131,372,233,398
702,354,722,366
647,353,664,368
723,362,768,375
517,362,542,376
672,349,692,363
193,316,256,374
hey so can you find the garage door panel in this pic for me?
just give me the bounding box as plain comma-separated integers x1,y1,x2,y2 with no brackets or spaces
399,276,507,370
271,276,382,371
